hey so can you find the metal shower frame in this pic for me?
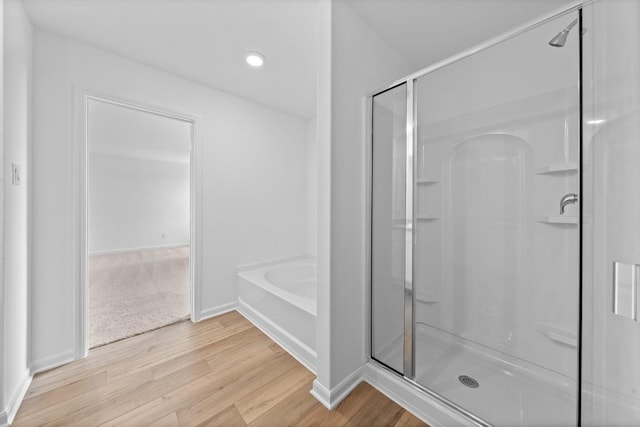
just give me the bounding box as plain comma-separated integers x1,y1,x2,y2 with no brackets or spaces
366,1,586,425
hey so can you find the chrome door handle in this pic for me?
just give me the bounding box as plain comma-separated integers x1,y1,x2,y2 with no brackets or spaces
560,193,578,214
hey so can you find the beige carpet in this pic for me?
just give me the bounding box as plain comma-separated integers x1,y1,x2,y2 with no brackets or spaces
88,246,190,348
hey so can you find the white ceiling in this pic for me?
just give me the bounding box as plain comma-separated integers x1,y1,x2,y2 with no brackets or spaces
23,0,575,121
23,0,319,119
348,0,576,71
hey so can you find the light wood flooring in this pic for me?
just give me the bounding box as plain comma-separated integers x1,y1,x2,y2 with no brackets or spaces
14,311,428,427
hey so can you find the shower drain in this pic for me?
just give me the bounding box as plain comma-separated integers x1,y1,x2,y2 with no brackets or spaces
458,375,479,388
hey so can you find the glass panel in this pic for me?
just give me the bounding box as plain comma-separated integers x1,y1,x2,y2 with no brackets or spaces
582,1,640,425
371,83,407,373
413,12,580,426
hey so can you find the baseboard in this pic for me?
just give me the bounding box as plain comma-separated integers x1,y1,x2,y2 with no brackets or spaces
88,242,189,256
30,348,77,375
310,367,363,410
198,302,237,322
4,370,32,426
362,362,474,427
237,299,317,374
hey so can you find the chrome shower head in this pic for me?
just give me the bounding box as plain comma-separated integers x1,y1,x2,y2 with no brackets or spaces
549,19,578,47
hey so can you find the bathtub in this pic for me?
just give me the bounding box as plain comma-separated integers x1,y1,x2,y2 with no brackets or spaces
237,257,317,372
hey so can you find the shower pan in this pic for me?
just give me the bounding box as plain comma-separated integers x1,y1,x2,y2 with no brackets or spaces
370,8,582,427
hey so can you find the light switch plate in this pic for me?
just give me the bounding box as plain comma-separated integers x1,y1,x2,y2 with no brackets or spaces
11,163,21,185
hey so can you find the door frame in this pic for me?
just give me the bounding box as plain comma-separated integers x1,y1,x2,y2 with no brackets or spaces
73,90,203,357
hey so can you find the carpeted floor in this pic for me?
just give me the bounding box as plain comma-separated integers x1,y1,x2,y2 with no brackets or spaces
88,246,190,348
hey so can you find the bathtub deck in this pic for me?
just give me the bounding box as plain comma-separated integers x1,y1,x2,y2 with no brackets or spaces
13,311,427,427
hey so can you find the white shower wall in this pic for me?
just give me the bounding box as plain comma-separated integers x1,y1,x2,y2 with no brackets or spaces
413,12,580,381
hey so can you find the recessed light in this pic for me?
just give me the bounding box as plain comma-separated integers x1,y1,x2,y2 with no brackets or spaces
246,52,265,68
587,119,606,125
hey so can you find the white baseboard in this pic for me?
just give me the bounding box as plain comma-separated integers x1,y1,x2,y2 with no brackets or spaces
198,302,237,322
88,242,189,256
4,370,32,426
310,367,363,410
362,362,474,427
237,299,317,374
30,348,77,375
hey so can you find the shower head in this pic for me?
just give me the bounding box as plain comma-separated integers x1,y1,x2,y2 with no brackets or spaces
549,19,578,47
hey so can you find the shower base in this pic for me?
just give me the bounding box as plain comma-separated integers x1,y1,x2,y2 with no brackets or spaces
388,324,577,426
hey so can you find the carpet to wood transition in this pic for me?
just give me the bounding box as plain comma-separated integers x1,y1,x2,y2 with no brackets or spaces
88,245,190,348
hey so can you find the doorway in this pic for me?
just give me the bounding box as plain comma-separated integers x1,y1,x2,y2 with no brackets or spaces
85,96,195,348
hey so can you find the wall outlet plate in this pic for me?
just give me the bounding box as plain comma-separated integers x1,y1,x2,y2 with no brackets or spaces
12,163,21,185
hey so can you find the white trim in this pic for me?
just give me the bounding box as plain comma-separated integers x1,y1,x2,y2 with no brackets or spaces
0,412,7,427
237,299,317,373
29,348,77,375
310,367,363,410
362,362,475,427
235,254,310,273
88,242,189,256
198,302,237,321
4,371,32,425
74,90,203,356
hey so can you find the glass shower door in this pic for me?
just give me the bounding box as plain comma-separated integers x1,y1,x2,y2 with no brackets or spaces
371,83,407,374
412,12,580,426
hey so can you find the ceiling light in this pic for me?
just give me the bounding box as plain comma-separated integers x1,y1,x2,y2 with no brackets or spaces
587,119,606,125
246,52,265,68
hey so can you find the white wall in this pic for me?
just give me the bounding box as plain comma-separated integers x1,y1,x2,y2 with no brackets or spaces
306,118,318,256
314,0,413,398
88,100,191,254
89,154,190,254
30,31,309,369
0,0,5,421
3,0,33,424
582,1,640,424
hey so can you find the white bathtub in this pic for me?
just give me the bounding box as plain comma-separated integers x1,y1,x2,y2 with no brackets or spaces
237,257,317,372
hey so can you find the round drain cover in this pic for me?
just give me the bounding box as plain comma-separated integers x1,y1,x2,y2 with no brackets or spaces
458,375,479,388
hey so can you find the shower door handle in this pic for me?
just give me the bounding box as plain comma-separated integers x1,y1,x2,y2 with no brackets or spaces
560,193,578,215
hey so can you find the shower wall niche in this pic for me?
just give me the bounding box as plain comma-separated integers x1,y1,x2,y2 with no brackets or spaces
370,10,580,427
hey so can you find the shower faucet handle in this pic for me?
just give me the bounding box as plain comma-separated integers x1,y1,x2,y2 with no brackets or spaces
560,193,579,215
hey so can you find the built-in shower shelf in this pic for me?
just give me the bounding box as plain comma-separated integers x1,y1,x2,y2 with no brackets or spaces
536,215,578,224
416,216,440,221
417,178,441,184
415,291,439,304
535,163,578,175
536,324,577,348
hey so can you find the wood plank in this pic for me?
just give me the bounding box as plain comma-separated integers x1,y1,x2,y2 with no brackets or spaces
48,361,212,427
152,411,181,427
247,380,320,427
235,362,315,423
15,370,107,419
14,368,154,427
196,405,247,427
13,313,428,427
394,410,429,427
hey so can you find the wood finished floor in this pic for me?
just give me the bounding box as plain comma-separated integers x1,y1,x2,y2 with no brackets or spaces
14,311,428,427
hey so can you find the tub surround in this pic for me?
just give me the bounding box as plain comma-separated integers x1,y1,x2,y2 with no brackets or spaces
237,256,318,373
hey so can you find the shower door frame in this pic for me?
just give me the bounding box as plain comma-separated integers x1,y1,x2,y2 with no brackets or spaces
366,2,585,426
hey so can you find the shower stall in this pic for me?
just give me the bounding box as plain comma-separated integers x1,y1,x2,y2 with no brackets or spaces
369,2,640,426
